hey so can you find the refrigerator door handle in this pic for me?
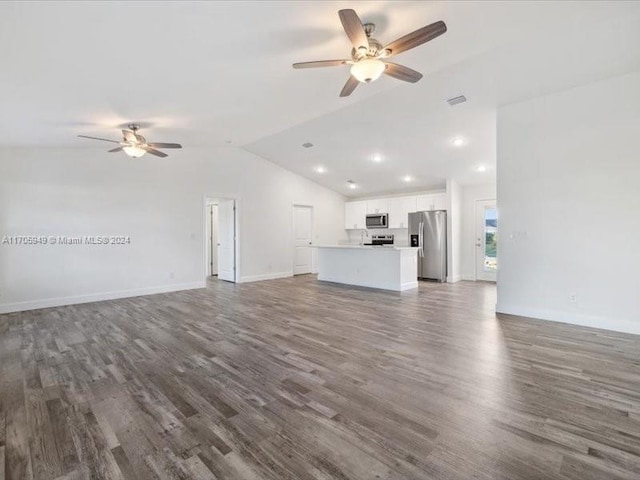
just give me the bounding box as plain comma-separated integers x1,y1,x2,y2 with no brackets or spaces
418,221,424,257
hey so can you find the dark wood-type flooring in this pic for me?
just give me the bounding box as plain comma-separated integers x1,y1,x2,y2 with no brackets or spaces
1,276,640,479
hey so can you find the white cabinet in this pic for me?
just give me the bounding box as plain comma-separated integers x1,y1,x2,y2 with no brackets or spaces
347,192,445,230
416,193,447,211
366,198,389,214
388,196,417,229
344,201,367,230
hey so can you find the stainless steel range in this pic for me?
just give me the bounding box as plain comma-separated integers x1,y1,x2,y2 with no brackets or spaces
367,234,394,246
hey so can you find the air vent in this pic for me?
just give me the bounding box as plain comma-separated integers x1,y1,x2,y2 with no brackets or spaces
446,95,467,106
302,142,314,148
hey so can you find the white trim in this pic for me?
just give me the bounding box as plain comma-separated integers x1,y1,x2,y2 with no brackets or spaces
447,275,462,283
0,281,206,315
496,304,640,336
400,281,419,291
239,271,293,283
462,274,476,281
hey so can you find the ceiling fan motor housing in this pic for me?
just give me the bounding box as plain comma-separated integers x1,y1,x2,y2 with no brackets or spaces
351,37,386,61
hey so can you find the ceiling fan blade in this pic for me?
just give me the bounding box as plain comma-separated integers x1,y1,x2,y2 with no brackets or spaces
77,135,120,144
143,147,168,158
339,75,359,97
383,21,447,57
338,9,369,50
383,62,423,83
293,60,349,69
146,142,182,149
122,129,137,143
108,147,123,153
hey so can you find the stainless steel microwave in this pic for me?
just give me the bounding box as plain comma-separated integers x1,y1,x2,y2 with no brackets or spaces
365,213,388,229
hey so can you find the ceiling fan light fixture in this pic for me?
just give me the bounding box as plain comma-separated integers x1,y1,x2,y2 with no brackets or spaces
350,58,386,83
123,145,147,158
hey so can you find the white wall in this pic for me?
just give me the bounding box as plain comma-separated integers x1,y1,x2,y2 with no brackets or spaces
497,71,640,335
461,183,497,280
0,146,347,312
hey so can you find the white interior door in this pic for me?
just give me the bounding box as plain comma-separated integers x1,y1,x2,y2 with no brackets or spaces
475,200,498,282
293,205,313,275
217,199,236,282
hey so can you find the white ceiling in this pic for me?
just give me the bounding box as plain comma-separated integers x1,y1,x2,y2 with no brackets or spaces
1,1,639,197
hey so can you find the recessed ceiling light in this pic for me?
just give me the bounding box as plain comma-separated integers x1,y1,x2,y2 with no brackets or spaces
451,136,466,147
402,175,413,182
302,142,314,148
372,154,383,163
476,165,487,172
314,165,326,173
347,180,357,189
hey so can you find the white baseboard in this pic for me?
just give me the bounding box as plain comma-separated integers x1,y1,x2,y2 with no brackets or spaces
0,281,206,315
239,271,293,283
400,281,419,291
496,304,640,336
447,275,462,283
462,274,476,281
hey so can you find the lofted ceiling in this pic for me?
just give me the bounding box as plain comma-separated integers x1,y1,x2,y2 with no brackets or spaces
1,1,639,197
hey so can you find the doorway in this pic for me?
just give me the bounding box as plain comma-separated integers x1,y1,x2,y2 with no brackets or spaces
475,200,497,282
205,197,237,283
293,205,313,275
206,204,218,277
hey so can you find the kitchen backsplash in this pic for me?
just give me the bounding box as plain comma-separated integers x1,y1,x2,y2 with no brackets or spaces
346,228,410,246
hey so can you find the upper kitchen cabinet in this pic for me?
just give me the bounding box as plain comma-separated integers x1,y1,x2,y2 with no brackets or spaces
388,196,417,229
416,193,447,211
344,201,367,230
366,198,389,214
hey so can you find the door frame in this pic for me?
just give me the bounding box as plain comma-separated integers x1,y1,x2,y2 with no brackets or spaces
474,198,497,282
292,203,314,275
203,196,240,283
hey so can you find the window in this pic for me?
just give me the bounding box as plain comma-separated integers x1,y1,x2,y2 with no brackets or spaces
484,207,497,271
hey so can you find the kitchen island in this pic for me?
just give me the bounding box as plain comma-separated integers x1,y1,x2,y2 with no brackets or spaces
315,245,419,291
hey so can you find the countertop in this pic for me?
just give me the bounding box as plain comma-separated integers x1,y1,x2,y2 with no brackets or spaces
313,244,419,251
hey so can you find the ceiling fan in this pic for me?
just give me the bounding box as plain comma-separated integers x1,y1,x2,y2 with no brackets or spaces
293,9,446,97
77,124,182,158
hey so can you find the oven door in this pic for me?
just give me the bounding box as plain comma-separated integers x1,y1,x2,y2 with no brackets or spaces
366,214,388,229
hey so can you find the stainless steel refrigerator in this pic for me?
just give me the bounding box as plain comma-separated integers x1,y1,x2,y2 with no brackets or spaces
408,210,447,282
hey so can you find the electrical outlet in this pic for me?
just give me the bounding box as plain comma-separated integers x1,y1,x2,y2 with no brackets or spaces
569,293,577,303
